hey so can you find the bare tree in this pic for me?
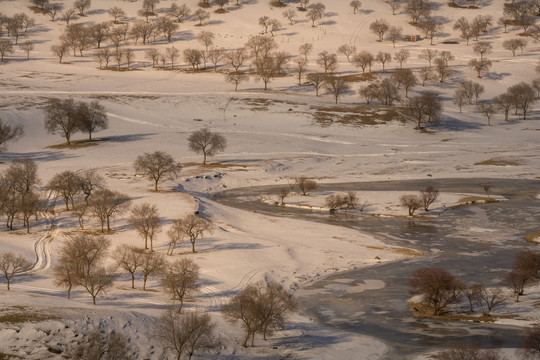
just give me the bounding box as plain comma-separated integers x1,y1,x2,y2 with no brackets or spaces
207,47,224,71
418,49,437,68
197,31,215,54
75,100,108,141
74,0,91,16
420,186,439,211
113,245,144,289
169,215,212,253
306,72,326,96
324,76,350,104
278,188,290,205
419,67,436,86
224,71,249,91
134,151,182,191
222,283,260,347
194,9,210,25
223,281,295,347
337,44,356,62
89,189,131,232
400,194,423,215
389,0,401,14
188,128,227,165
409,267,462,315
129,203,162,251
215,0,230,11
224,47,248,71
43,98,79,145
154,309,215,360
352,51,374,73
183,48,202,70
252,51,289,90
298,43,313,61
518,325,540,360
19,40,34,60
296,176,317,195
325,194,346,212
393,49,410,69
507,82,536,119
493,93,514,122
503,38,523,57
473,42,492,61
477,101,496,126
81,265,116,305
108,6,125,23
50,43,68,64
168,3,191,23
350,0,362,13
294,58,308,85
19,191,42,233
283,8,297,25
376,78,400,106
405,0,431,24
508,250,540,301
0,252,32,290
476,285,506,316
162,258,200,313
47,170,80,210
0,119,23,151
140,250,165,290
392,69,417,98
469,58,492,78
306,3,325,26
387,26,402,48
245,35,277,61
369,19,390,41
434,57,451,82
376,51,391,72
53,234,110,300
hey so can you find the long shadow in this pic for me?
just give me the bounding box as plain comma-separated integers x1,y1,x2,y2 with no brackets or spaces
100,133,157,143
0,150,77,162
439,115,484,131
203,238,266,252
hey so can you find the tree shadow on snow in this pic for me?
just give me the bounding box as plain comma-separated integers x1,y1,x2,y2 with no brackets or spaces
0,150,77,163
101,133,157,143
439,115,483,131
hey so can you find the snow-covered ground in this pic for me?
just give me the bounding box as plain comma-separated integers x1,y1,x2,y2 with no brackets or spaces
0,0,539,358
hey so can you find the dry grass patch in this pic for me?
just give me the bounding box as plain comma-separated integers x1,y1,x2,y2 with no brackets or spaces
524,229,540,244
408,302,517,322
457,196,492,204
0,306,59,324
312,104,407,127
475,157,524,166
183,162,247,169
340,73,377,82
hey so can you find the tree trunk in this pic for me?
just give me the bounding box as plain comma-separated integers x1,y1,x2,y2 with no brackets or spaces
6,278,10,291
92,294,96,305
203,152,207,165
67,285,71,299
131,274,135,289
143,276,148,290
191,239,196,253
242,331,250,347
154,179,158,191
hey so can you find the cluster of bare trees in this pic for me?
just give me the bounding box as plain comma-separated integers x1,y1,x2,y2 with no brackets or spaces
46,169,131,232
410,251,539,317
222,280,295,347
0,12,36,61
324,191,360,212
399,186,440,216
493,82,537,121
43,98,108,145
0,158,42,232
276,176,318,204
167,214,213,254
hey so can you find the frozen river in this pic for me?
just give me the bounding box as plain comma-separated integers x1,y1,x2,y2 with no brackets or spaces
214,178,540,358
